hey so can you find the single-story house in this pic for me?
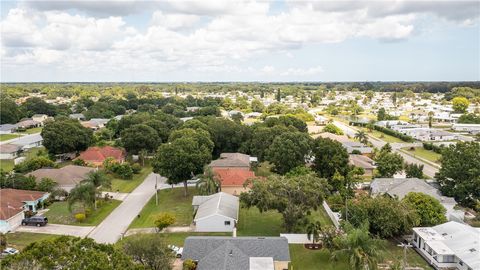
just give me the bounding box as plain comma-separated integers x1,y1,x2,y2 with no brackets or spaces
15,119,41,129
192,192,239,232
31,114,49,125
412,221,479,270
0,124,16,134
349,154,375,177
76,146,126,167
209,153,256,171
213,168,256,195
182,236,291,270
0,144,22,160
315,115,328,125
11,133,43,150
342,141,373,154
27,165,96,192
0,189,49,233
69,113,86,121
81,118,109,130
370,178,464,222
452,123,480,134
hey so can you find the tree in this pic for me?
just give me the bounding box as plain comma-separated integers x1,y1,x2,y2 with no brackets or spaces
198,117,250,156
458,113,480,124
244,125,292,162
153,132,213,196
139,149,149,166
86,171,111,190
312,137,350,179
375,144,404,178
21,97,56,116
323,123,344,135
121,124,160,154
345,196,419,238
428,111,434,128
0,173,37,190
404,163,424,179
41,118,93,155
13,156,55,173
354,130,368,145
36,177,58,192
452,96,470,113
402,192,447,226
0,98,22,124
122,233,174,270
196,167,220,195
332,223,383,270
0,233,6,252
306,221,323,244
241,173,327,232
154,213,176,232
266,132,312,174
0,236,143,270
436,142,480,207
377,108,387,121
251,98,265,112
68,182,97,212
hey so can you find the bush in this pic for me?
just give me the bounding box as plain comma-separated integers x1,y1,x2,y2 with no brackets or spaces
72,159,86,166
323,123,344,135
114,163,134,179
183,259,196,270
131,163,142,174
75,213,86,222
154,213,176,232
422,142,444,154
13,156,55,173
327,194,344,212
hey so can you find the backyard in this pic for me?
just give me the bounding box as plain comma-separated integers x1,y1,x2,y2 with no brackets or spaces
108,165,153,193
18,127,43,134
45,199,121,226
0,133,21,141
129,187,198,228
402,147,442,164
5,232,59,250
0,159,14,172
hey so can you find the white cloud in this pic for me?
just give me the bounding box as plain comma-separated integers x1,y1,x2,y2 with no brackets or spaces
151,11,200,30
280,66,324,76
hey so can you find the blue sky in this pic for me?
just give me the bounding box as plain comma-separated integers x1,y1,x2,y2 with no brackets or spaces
1,0,479,82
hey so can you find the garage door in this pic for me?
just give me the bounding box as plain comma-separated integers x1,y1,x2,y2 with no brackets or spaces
7,211,25,232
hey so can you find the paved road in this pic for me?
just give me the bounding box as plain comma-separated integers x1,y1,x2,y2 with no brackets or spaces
16,224,95,237
333,121,439,178
0,132,41,145
89,172,165,244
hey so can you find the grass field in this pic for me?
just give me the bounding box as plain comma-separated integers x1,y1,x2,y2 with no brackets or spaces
108,166,152,193
0,133,21,141
364,128,405,143
0,159,14,172
18,127,43,134
129,187,198,228
6,232,59,250
402,147,442,164
45,199,121,226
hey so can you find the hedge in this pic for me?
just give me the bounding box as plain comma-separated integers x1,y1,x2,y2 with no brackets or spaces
349,121,415,142
422,142,444,154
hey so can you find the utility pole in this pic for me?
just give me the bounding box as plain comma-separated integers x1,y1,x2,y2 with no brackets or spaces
397,242,413,270
155,174,158,206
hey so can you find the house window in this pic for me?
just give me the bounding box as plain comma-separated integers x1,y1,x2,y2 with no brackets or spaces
224,221,231,226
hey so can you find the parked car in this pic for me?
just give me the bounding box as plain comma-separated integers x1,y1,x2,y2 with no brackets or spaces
21,216,48,227
1,247,19,256
168,245,183,258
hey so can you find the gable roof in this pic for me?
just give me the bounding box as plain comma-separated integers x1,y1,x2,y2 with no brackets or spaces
209,153,251,168
0,189,48,220
77,146,125,163
27,165,95,187
0,144,22,154
193,192,239,221
0,124,16,131
349,154,375,170
213,168,256,187
182,236,291,270
370,178,456,204
11,133,43,147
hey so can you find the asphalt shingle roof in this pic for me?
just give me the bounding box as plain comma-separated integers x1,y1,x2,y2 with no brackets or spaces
193,192,239,221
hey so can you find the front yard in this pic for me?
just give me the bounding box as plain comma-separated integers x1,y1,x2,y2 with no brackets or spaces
402,147,442,164
45,199,121,226
0,133,21,141
18,127,43,134
108,165,153,193
5,232,59,250
129,187,198,228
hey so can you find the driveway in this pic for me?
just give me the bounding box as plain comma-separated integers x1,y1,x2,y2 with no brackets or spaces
88,172,164,244
15,224,95,237
332,121,439,178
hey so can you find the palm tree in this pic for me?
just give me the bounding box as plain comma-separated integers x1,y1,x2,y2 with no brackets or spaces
428,111,434,128
355,131,369,145
306,221,323,245
68,182,97,213
139,149,149,166
86,171,111,189
332,224,383,270
196,167,220,195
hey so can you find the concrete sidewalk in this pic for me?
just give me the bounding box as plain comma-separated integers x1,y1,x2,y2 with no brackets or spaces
88,172,164,244
16,223,95,237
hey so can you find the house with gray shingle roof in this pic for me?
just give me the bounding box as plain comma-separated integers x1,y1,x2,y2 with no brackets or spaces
0,124,16,134
182,236,290,270
192,192,239,232
209,153,255,170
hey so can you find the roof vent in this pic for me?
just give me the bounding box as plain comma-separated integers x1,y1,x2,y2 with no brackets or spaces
229,250,233,256
441,233,447,236
469,248,476,252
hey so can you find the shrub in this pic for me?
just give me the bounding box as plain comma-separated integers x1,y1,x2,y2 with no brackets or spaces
72,159,86,166
154,213,176,232
114,163,134,179
131,163,142,174
422,142,444,154
183,259,196,270
13,156,55,173
323,123,344,135
74,213,86,222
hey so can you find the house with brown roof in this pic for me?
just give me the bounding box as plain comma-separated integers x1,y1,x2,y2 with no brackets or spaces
349,154,376,177
213,168,256,195
75,146,126,167
0,144,22,160
0,189,49,233
208,153,256,170
27,165,96,192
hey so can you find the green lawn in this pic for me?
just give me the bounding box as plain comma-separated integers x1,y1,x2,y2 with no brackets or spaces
18,127,43,134
289,240,432,270
364,128,404,143
0,133,21,141
129,187,198,228
108,166,152,193
0,159,14,172
45,199,121,226
24,147,46,159
402,147,442,164
6,232,59,250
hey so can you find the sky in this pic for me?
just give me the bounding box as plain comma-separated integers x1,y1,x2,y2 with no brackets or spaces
0,0,479,82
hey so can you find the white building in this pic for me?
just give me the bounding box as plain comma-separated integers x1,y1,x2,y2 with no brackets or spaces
412,221,480,270
452,124,480,134
11,133,43,150
192,192,239,232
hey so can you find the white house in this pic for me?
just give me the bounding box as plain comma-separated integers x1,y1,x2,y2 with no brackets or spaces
192,192,239,232
0,144,22,160
11,133,43,150
31,114,49,125
412,221,480,270
452,124,480,134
